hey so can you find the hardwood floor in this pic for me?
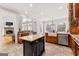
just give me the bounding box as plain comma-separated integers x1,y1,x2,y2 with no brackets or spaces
0,42,74,56
42,43,74,56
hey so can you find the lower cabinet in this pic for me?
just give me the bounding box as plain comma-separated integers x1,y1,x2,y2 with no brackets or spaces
46,36,57,44
45,33,57,44
68,34,79,56
68,35,76,55
71,39,76,55
36,39,44,55
75,43,79,56
68,35,72,48
23,37,45,56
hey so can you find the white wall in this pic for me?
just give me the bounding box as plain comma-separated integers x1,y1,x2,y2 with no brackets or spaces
0,8,21,44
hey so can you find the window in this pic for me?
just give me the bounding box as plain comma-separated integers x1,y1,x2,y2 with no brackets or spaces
57,23,66,32
28,23,32,31
46,23,56,33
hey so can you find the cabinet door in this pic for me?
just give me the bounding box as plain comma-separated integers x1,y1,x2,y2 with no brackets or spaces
31,41,38,56
23,41,33,56
46,36,57,44
36,40,40,56
36,37,44,56
68,35,72,47
76,44,79,56
36,38,43,56
39,38,44,54
75,3,79,18
71,39,76,55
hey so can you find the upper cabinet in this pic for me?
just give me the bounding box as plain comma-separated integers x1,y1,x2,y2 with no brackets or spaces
75,3,79,18
69,3,79,34
75,4,79,26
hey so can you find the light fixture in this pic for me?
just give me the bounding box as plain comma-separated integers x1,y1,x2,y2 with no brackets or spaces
58,6,63,10
29,4,32,7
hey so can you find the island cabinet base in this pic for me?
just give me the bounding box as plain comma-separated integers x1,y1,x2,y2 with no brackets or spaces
23,36,45,56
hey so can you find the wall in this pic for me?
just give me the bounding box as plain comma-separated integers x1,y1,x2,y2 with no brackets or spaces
0,8,21,44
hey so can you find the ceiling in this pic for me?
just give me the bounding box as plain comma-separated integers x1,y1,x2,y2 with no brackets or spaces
0,3,68,19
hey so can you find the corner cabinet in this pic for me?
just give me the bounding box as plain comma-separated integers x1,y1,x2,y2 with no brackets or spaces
23,36,45,56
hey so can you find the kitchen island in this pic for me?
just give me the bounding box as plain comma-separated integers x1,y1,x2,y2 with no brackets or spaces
19,35,45,56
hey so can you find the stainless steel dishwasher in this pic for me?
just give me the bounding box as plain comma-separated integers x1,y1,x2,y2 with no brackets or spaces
57,33,68,46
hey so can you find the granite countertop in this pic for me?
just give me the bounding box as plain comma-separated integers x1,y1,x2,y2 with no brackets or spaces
57,32,70,34
19,35,44,42
48,33,57,36
70,34,79,45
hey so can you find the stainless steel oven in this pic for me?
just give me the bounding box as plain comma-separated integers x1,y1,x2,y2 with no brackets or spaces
4,27,14,35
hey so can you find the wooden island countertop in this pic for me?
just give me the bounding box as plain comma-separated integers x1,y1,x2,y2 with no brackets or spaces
19,35,44,42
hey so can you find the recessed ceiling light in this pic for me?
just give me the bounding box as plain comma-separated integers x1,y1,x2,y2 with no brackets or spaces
29,4,32,7
58,6,63,10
